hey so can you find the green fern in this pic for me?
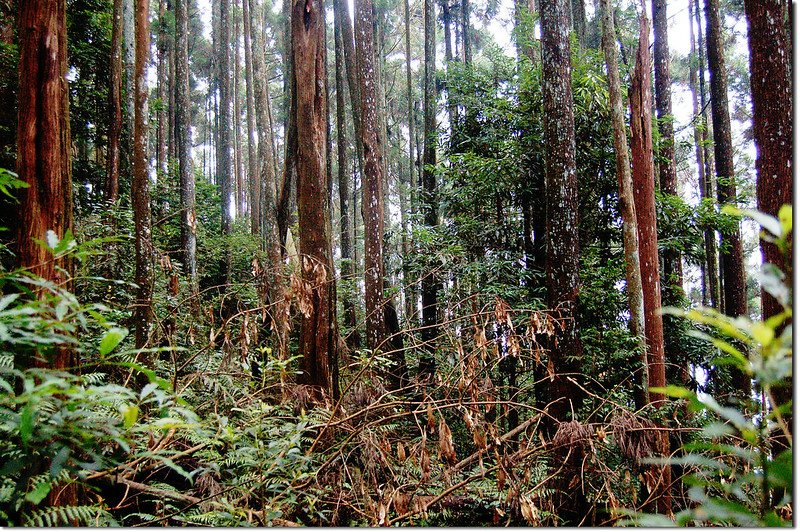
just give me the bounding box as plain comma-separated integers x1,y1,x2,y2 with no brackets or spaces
24,505,117,527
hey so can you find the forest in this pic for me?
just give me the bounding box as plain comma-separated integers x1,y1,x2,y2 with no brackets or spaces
0,0,792,525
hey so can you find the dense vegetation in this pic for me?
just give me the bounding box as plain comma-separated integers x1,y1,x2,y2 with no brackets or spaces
0,0,792,526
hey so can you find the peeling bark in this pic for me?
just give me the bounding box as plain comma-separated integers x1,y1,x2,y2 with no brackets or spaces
600,0,647,407
292,0,339,400
630,14,671,515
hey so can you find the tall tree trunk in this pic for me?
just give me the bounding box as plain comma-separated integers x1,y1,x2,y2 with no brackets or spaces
694,0,721,311
17,0,73,353
744,0,793,448
744,0,793,322
133,0,154,350
233,4,246,219
571,0,585,48
107,0,123,202
334,10,358,341
541,0,587,522
630,13,671,515
218,0,234,277
541,0,583,427
157,0,168,177
630,13,665,408
403,0,417,322
17,3,78,517
123,0,136,150
705,0,749,395
355,0,387,351
688,0,708,305
250,0,285,357
175,0,196,287
652,0,683,297
243,0,260,234
419,0,439,380
462,0,471,64
334,0,366,192
292,0,339,400
600,0,647,407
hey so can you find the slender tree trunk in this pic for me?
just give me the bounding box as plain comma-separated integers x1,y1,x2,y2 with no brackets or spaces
176,0,196,287
334,0,366,189
157,0,168,177
630,13,672,515
355,0,387,351
250,0,283,301
292,0,339,400
123,0,136,150
403,0,417,322
419,0,439,380
334,11,358,341
694,0,721,310
107,0,123,202
630,14,665,407
243,0,260,234
218,0,234,279
705,0,749,395
462,0,471,64
600,0,647,407
233,4,246,219
571,0,585,47
652,0,683,296
133,0,154,350
688,0,708,305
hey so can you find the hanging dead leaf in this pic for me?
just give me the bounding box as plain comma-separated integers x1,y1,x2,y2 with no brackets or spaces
520,495,539,526
427,403,436,432
438,417,457,466
497,465,506,491
397,441,406,462
421,446,430,483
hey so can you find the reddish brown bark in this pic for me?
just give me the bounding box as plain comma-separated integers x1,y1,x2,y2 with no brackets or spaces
630,14,671,515
744,0,792,443
133,0,154,349
600,0,647,407
292,0,339,400
744,0,793,322
17,0,74,370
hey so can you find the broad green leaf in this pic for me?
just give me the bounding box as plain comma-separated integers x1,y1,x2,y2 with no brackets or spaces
24,482,52,505
778,204,792,236
735,207,781,237
121,404,139,429
99,327,128,356
650,385,695,400
19,403,34,446
750,322,774,346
